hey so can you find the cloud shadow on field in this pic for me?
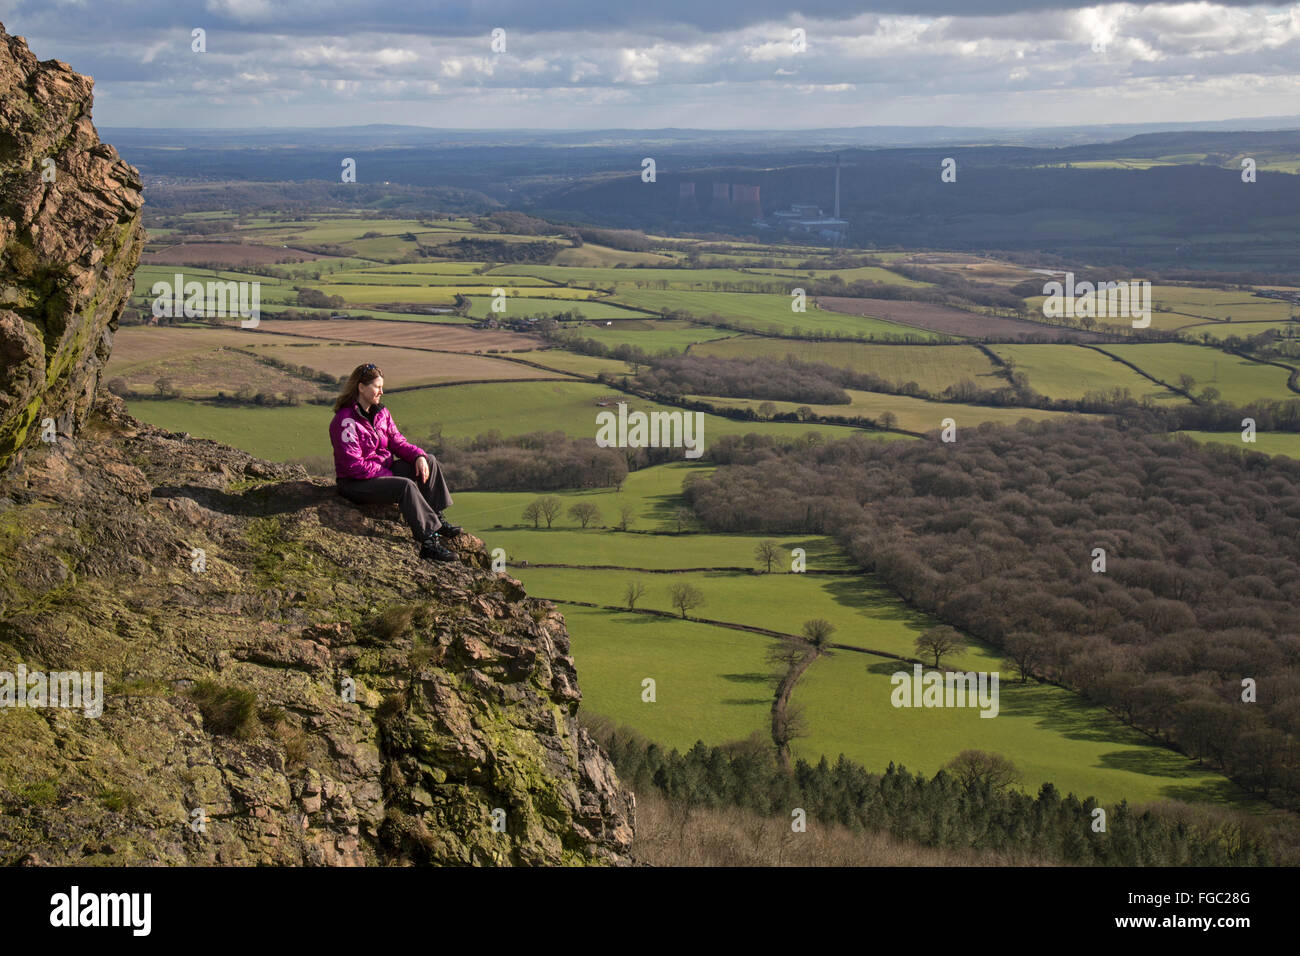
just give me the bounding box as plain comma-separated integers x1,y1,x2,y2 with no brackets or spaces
1096,747,1208,780
1157,779,1247,805
644,490,687,527
994,684,1130,745
719,673,772,706
786,536,852,568
866,659,913,677
822,575,927,625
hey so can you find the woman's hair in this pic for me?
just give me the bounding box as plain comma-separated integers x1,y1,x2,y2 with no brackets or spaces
333,363,383,412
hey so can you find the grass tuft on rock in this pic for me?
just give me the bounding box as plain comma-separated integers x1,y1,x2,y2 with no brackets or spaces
188,680,258,738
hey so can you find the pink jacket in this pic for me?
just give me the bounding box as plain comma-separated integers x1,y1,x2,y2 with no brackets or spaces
329,402,427,481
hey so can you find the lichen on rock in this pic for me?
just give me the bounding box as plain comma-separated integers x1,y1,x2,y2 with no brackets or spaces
0,22,635,866
0,22,145,474
0,393,635,865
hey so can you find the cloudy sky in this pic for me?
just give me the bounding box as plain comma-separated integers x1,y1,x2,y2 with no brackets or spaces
3,0,1299,129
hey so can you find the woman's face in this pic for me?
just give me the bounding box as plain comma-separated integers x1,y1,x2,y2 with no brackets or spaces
359,375,384,407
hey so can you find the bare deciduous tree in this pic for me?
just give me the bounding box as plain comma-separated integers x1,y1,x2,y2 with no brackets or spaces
568,502,602,528
537,496,563,528
1003,631,1042,684
673,508,693,533
668,582,705,619
916,625,966,669
943,750,1021,795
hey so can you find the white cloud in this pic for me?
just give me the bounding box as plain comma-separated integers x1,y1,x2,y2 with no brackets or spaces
615,48,659,83
204,0,275,23
373,47,418,66
52,2,1300,128
441,56,495,78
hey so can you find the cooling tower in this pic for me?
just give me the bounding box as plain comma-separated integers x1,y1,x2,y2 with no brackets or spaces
677,181,699,217
731,184,762,220
712,182,731,215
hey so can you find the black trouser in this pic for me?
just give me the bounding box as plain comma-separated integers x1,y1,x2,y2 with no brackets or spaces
337,454,454,542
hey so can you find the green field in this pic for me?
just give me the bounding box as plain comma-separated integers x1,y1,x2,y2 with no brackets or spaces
510,349,637,378
514,566,943,661
134,265,295,304
691,389,1092,433
126,381,863,461
1149,286,1293,325
1105,343,1296,405
344,261,489,275
607,290,946,339
323,271,544,287
237,217,442,243
747,265,929,287
477,528,858,570
265,257,381,278
550,243,678,268
1025,285,1294,333
693,339,1000,393
696,253,810,268
383,382,867,447
472,510,1250,804
453,460,719,534
313,284,597,305
559,605,777,748
1181,320,1300,341
485,265,795,291
791,651,1242,805
450,454,1255,806
1178,430,1300,458
990,344,1184,403
498,555,1243,805
464,296,646,320
557,318,743,352
115,216,1265,814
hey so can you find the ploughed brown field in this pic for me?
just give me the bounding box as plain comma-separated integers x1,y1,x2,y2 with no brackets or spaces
249,319,543,352
143,242,325,265
108,326,321,364
248,343,576,387
816,296,1109,341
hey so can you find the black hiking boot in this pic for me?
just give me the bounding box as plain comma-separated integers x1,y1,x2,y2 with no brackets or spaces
434,512,463,537
420,534,457,562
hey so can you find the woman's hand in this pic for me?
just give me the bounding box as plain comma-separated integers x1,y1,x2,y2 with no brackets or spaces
415,456,430,483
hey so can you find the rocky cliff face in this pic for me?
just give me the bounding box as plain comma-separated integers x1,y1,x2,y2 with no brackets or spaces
0,24,634,866
0,23,144,475
0,394,635,864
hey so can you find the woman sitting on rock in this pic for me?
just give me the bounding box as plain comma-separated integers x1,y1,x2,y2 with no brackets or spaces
329,362,462,562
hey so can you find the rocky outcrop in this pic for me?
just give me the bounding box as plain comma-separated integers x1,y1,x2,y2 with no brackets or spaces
0,22,144,475
0,24,632,866
0,392,635,864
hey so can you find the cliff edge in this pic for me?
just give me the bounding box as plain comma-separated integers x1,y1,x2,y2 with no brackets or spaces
0,23,634,866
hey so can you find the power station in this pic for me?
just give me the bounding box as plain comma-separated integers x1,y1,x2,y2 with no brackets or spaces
672,155,848,243
767,153,850,241
675,180,761,220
